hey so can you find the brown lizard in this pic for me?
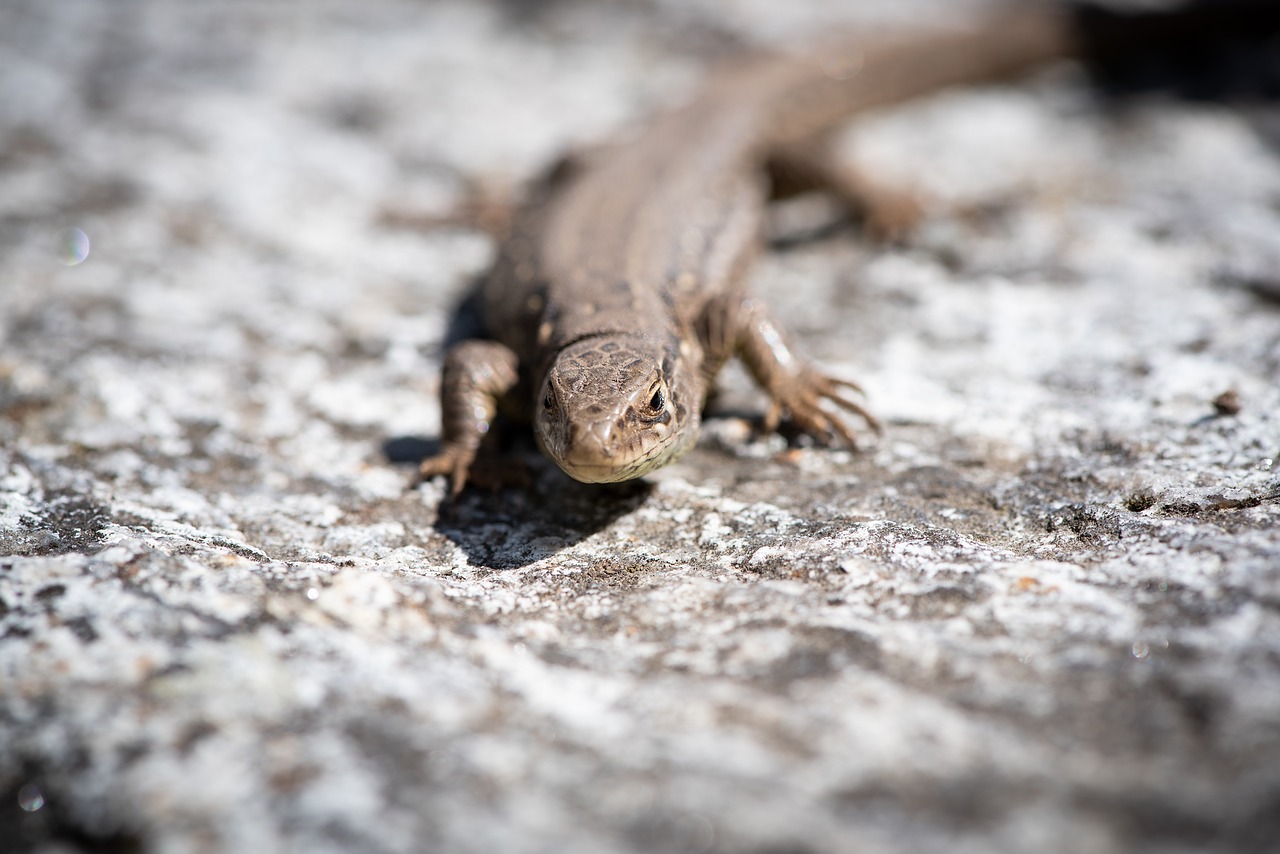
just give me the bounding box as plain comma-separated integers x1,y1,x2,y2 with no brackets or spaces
414,2,1269,494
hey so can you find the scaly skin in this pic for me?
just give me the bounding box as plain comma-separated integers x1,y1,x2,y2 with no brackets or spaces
419,6,1081,493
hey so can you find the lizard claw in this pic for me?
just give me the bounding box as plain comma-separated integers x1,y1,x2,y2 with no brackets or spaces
418,443,534,497
769,369,881,450
418,444,477,498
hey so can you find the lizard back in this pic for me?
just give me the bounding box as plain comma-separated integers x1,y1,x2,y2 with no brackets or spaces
480,4,1078,388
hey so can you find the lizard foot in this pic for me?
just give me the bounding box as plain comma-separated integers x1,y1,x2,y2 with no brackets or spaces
764,370,882,449
420,338,521,498
418,443,478,498
418,443,532,497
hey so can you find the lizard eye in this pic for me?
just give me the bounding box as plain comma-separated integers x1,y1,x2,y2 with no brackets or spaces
543,391,555,410
648,388,665,412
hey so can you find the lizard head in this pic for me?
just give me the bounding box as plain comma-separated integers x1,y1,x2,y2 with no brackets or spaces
535,335,702,483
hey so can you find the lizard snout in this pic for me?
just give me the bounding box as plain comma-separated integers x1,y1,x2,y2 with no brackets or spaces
549,416,651,483
570,418,622,459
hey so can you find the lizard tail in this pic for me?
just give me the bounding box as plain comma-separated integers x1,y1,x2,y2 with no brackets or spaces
726,1,1280,149
747,4,1077,148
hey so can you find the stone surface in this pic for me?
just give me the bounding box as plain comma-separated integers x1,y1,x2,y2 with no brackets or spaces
2,1,1279,852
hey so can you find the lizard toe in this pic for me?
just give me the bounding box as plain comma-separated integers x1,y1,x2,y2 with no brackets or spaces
419,445,476,497
772,369,878,449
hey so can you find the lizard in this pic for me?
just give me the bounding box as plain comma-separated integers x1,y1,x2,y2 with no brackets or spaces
414,1,1270,494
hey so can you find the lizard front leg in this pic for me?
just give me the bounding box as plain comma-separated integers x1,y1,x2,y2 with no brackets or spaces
702,295,880,448
419,340,520,496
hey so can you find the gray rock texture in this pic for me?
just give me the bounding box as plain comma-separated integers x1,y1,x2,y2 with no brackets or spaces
2,1,1279,852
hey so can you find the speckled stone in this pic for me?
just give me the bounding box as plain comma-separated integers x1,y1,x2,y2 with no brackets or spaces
2,2,1279,852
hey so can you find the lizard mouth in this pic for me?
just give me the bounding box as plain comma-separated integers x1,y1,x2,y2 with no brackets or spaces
550,418,687,483
557,443,680,483
537,409,699,483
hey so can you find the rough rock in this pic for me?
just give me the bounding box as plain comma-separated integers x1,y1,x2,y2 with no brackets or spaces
2,1,1278,852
